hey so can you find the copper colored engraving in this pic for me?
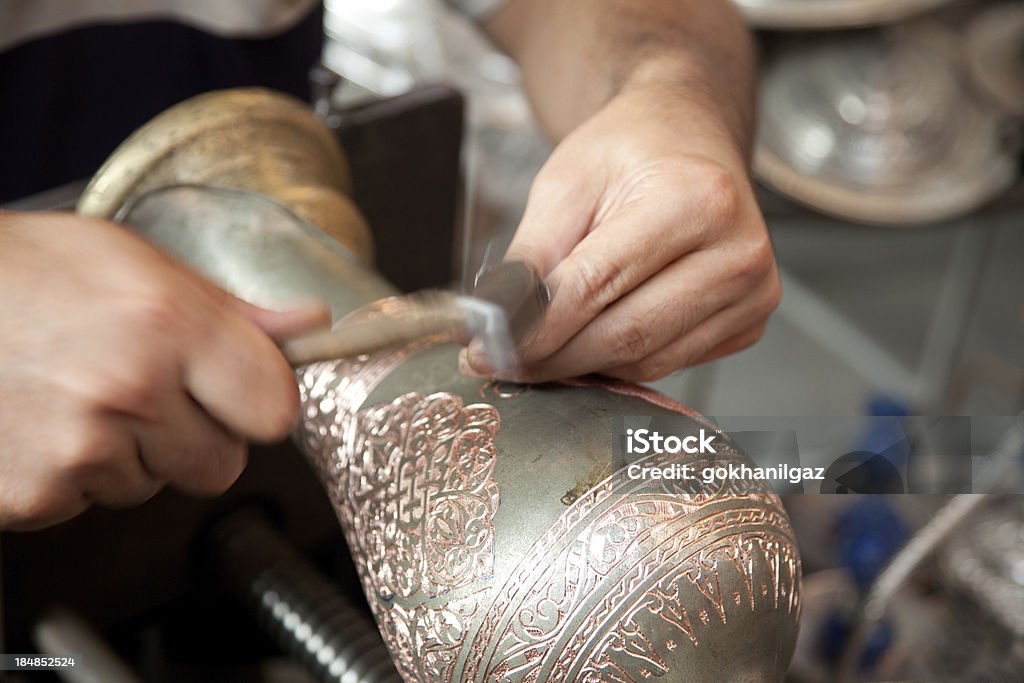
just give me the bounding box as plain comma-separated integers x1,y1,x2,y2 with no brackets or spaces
460,446,800,683
296,300,800,683
558,376,711,422
479,380,530,400
296,299,502,682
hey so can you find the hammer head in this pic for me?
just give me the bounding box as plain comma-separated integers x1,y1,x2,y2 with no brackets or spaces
456,261,550,372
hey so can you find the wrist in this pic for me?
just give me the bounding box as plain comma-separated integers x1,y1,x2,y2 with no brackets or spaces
607,60,753,175
620,54,754,162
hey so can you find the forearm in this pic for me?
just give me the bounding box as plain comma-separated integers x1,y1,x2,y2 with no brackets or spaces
485,0,757,157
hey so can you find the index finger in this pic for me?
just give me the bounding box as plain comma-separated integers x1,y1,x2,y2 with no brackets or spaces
513,202,694,365
182,295,301,444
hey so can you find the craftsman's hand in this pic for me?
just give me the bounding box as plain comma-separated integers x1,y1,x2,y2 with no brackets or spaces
0,212,328,530
462,84,780,383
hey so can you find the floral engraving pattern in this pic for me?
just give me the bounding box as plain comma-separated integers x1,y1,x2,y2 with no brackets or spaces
299,382,502,681
349,392,501,600
295,299,501,682
295,301,800,682
461,448,801,683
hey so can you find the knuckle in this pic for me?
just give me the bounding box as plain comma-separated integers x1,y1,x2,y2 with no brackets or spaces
57,422,116,473
95,371,160,413
216,331,298,442
732,322,770,356
527,167,565,204
732,233,777,287
524,167,581,221
622,359,671,383
19,484,83,528
570,255,627,311
65,361,162,414
256,363,301,442
745,321,770,348
266,387,301,440
101,483,163,509
65,289,184,414
608,315,651,363
187,440,248,495
760,270,783,316
691,162,743,226
259,413,296,444
534,150,579,191
126,285,187,338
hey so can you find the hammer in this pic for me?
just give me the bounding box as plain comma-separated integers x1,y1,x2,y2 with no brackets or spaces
280,261,550,370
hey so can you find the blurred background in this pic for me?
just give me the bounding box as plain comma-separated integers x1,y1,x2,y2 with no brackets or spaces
320,0,1023,420
317,1,1024,681
2,1,1022,681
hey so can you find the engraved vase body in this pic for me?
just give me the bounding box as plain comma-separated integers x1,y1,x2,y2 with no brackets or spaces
82,90,802,683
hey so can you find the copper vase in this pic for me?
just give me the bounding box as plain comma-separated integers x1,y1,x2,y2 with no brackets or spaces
80,89,802,683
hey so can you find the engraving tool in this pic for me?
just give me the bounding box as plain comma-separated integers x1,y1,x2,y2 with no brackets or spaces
280,261,549,370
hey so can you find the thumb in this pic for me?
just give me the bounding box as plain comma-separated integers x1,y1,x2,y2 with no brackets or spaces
227,296,332,341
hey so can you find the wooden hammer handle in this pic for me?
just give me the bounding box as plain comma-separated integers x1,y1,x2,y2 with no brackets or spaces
280,308,463,367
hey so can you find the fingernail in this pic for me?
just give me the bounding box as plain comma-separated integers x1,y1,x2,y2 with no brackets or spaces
467,341,496,376
458,348,484,378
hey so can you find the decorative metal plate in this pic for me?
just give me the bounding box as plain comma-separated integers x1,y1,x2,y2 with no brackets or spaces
754,26,1018,225
966,3,1024,118
733,0,955,30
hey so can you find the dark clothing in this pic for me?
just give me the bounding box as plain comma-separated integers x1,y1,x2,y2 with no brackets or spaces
0,4,323,202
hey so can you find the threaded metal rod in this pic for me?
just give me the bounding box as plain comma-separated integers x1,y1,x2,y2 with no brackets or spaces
210,511,402,683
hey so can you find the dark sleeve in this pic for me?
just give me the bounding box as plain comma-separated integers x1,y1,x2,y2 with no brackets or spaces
0,4,323,203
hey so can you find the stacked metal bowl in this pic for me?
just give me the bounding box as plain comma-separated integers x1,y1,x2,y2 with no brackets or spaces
734,0,954,30
732,0,1022,225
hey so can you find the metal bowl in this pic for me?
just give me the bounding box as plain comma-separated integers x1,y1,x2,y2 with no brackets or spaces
732,0,956,30
966,3,1024,118
754,26,1018,226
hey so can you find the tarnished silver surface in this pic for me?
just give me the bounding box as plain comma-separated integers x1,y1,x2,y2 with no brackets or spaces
97,89,803,682
119,185,391,320
755,25,1018,226
943,501,1024,638
290,309,802,682
124,188,802,682
731,0,955,30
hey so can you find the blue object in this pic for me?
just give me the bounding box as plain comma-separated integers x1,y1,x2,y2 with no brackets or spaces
836,498,909,590
860,394,914,470
820,609,894,671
